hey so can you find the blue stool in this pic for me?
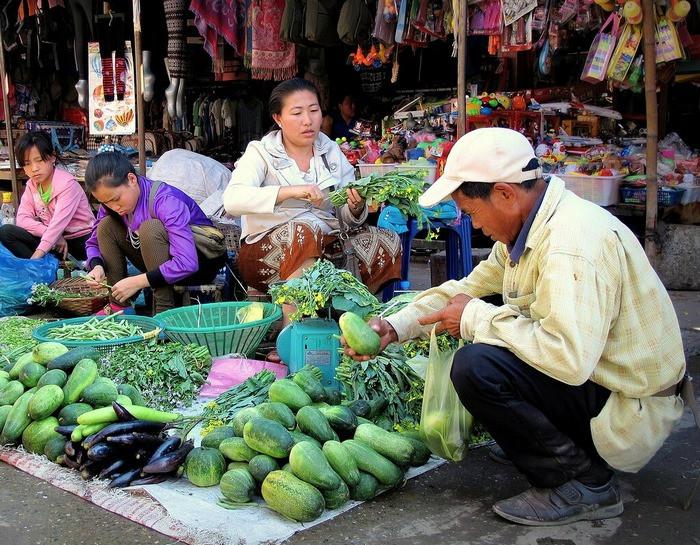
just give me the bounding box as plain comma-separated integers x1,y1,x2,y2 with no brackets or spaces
382,214,473,302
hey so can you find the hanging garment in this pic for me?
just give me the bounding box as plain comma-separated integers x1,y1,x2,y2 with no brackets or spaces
164,0,188,78
95,16,126,101
237,97,263,151
190,0,245,58
67,0,94,80
249,0,296,80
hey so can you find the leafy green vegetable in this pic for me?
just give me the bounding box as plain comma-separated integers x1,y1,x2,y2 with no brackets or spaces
401,333,459,359
269,260,380,322
200,370,277,432
329,171,430,229
0,317,45,352
27,284,80,306
335,345,424,429
99,340,212,410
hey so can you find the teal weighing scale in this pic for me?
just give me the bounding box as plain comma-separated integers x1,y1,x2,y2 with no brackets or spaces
276,317,341,388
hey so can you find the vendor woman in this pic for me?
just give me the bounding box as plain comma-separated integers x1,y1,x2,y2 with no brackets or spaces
0,131,94,259
223,78,401,302
84,152,227,314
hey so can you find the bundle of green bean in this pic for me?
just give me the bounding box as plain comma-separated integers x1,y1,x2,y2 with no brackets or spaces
47,314,146,341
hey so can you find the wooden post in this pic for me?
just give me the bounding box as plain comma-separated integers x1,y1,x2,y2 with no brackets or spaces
0,23,19,206
641,0,659,261
132,0,146,175
456,2,468,138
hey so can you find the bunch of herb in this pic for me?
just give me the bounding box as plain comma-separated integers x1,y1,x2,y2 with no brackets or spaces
0,317,45,352
401,332,459,359
335,344,424,429
99,340,212,411
329,171,431,229
200,370,277,434
27,283,79,306
269,259,380,321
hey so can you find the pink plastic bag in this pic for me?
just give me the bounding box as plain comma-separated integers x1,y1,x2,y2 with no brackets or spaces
199,357,288,397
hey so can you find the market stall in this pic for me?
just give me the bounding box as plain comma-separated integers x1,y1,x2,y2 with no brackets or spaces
0,278,477,543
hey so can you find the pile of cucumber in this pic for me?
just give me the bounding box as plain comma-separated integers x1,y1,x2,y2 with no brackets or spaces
190,365,433,522
0,343,186,487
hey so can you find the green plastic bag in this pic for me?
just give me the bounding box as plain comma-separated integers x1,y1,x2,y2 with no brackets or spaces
420,328,473,461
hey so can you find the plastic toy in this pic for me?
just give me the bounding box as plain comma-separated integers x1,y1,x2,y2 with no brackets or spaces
667,0,691,21
622,0,642,24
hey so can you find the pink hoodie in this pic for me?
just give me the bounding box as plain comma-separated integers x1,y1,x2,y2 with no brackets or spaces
16,168,95,254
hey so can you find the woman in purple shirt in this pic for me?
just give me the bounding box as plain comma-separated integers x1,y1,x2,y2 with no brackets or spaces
84,152,226,314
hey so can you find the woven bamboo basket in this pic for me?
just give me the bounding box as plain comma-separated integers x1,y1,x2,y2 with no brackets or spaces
49,277,110,316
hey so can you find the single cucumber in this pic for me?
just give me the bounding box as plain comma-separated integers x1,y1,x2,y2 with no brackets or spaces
242,418,294,459
322,479,350,509
338,312,381,356
289,441,341,490
295,406,336,443
77,404,180,425
342,439,403,487
261,470,325,522
268,379,312,412
62,358,98,405
219,437,259,462
28,385,65,421
47,346,99,371
256,402,296,430
36,369,68,389
220,468,256,503
1,389,36,444
322,440,360,487
354,423,415,466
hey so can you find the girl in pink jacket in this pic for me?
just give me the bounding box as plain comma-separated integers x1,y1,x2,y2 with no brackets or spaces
0,132,94,260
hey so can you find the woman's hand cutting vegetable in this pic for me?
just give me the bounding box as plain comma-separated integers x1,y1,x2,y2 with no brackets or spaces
111,275,149,303
418,294,472,338
85,265,107,287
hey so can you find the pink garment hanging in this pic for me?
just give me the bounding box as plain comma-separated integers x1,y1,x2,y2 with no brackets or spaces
190,0,246,58
249,0,296,80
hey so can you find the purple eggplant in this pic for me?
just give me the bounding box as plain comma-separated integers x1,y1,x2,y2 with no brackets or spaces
145,436,181,465
82,420,167,450
141,440,193,474
64,441,79,458
106,433,164,447
55,425,77,437
130,474,168,486
112,401,136,422
98,459,127,480
108,467,142,488
87,442,119,462
63,456,80,470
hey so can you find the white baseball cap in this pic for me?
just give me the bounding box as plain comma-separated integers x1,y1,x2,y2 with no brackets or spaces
419,128,541,207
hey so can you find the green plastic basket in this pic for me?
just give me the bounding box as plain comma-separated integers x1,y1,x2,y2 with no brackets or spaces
32,315,163,354
154,302,282,357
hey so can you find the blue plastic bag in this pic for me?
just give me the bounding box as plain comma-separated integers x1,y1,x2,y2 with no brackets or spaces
0,243,59,317
377,205,409,234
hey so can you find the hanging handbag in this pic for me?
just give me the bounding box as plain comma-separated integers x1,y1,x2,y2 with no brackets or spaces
607,22,642,82
580,12,620,83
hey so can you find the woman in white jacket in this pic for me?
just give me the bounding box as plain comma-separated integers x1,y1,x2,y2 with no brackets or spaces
223,78,401,298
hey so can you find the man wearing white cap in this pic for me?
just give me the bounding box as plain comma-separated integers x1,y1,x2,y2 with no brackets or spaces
344,128,687,526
